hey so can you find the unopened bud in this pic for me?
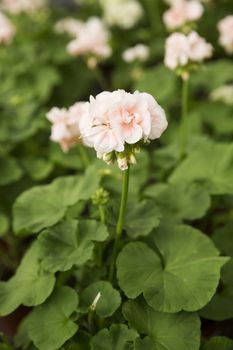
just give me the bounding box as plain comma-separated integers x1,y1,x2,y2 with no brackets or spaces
129,154,137,165
87,57,98,70
103,152,114,165
117,157,128,171
90,292,101,311
92,187,110,205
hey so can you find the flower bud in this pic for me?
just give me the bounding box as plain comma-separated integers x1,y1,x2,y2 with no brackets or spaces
117,156,128,171
92,187,110,205
90,292,101,311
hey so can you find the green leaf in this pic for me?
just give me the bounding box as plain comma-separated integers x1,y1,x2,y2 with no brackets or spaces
212,222,233,257
117,225,228,313
28,287,78,350
144,182,211,221
200,223,233,321
135,64,177,105
169,142,233,195
91,324,137,350
79,281,121,318
202,337,233,350
37,220,109,272
124,201,161,238
22,157,53,181
13,164,101,235
123,299,201,350
0,156,23,186
0,243,55,316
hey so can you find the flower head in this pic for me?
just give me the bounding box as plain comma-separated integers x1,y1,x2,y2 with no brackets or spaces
122,44,149,63
46,102,89,152
80,90,167,170
54,17,83,38
100,0,143,29
218,15,233,54
165,31,213,71
163,0,204,31
67,17,112,60
1,0,45,14
0,11,15,44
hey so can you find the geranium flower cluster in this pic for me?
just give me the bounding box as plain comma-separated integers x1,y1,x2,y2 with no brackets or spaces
0,11,15,44
165,31,213,73
46,102,88,153
47,90,168,170
163,0,204,31
122,44,149,63
99,0,143,29
218,15,233,54
65,17,112,60
1,0,45,14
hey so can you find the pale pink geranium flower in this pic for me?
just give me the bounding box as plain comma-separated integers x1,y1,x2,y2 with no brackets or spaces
67,17,112,59
188,31,213,62
1,0,45,14
0,11,15,44
165,32,190,69
165,31,213,70
80,90,167,169
122,44,149,63
54,18,83,38
46,102,89,152
163,0,204,31
218,15,233,54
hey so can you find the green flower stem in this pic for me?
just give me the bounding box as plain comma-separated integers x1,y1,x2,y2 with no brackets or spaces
99,205,105,224
95,66,110,91
108,166,130,282
180,77,189,157
78,144,90,167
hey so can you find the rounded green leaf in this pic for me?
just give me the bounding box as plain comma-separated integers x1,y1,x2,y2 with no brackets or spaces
91,324,138,350
123,299,201,350
28,287,78,350
202,337,233,350
0,156,23,186
169,142,233,195
13,165,101,235
117,225,229,312
0,243,55,316
80,281,121,318
38,220,109,272
22,157,53,181
123,201,161,238
200,223,233,321
144,182,211,221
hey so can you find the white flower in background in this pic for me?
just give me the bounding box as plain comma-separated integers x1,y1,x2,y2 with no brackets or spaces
54,17,83,37
122,44,149,63
100,0,143,29
218,15,233,54
67,17,112,59
46,102,89,152
0,11,15,44
211,85,233,106
165,31,213,70
163,0,204,31
1,0,45,14
80,90,168,170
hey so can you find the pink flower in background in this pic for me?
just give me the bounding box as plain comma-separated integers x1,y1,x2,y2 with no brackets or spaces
165,32,190,69
218,15,233,54
165,31,213,70
0,11,15,44
163,0,204,30
80,90,167,168
67,17,112,59
54,17,83,37
122,44,149,63
1,0,45,14
188,31,213,62
46,102,89,152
